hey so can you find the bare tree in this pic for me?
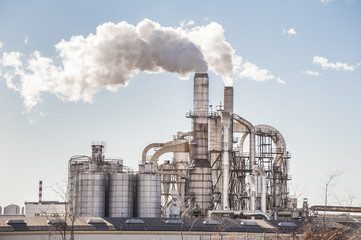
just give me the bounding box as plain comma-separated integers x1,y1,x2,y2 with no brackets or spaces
45,181,81,240
323,169,343,226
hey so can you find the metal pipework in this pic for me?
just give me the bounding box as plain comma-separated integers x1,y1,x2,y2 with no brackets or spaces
232,114,255,168
253,166,267,213
220,112,232,210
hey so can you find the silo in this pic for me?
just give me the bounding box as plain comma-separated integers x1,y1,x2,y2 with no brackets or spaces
137,173,161,218
74,172,106,217
107,173,134,217
0,206,2,215
4,204,20,215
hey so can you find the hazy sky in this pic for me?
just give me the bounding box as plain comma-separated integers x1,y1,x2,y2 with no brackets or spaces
0,0,360,209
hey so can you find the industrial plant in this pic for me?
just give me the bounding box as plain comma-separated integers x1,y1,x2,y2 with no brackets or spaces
67,72,297,220
1,73,360,239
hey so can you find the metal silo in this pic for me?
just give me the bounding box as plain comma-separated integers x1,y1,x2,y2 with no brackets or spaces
136,173,161,218
107,173,134,217
75,172,106,217
4,204,20,215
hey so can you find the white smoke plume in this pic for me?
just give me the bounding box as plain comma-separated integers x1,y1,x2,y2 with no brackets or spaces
0,19,278,111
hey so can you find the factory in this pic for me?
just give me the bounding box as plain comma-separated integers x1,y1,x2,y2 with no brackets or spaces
1,73,360,239
67,72,296,220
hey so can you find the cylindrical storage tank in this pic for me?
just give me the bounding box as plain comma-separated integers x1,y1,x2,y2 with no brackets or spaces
137,173,161,218
0,206,2,215
4,204,20,215
107,173,134,217
74,172,106,217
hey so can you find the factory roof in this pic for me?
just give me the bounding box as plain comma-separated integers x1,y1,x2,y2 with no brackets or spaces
0,216,359,236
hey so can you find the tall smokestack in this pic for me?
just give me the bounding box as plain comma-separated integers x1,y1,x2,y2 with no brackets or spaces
193,73,209,161
189,73,212,213
38,180,43,204
224,86,233,113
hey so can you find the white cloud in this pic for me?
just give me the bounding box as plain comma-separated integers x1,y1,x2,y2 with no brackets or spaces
24,36,29,45
238,61,275,82
313,56,361,71
320,0,332,4
2,52,23,68
0,41,3,49
282,28,296,36
301,70,320,76
277,77,286,84
186,20,195,26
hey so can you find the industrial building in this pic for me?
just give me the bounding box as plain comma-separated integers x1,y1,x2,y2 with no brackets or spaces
67,73,296,220
1,73,361,239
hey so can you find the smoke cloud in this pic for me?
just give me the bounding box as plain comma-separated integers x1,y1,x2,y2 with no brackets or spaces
0,19,279,111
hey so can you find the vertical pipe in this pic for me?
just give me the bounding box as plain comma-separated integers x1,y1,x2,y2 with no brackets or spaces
261,175,266,213
221,112,231,210
38,180,43,204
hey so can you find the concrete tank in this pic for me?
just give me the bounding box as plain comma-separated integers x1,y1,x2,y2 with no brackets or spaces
136,173,161,218
4,204,20,215
74,172,106,217
107,173,134,217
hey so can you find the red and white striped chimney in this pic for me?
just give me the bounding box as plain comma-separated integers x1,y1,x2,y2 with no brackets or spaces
38,180,43,204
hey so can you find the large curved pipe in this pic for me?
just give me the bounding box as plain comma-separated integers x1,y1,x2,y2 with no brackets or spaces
149,141,189,171
232,114,255,168
254,124,286,166
142,141,174,164
254,124,288,208
243,210,271,221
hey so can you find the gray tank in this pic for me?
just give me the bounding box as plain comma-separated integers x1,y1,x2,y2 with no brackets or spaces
107,173,134,217
4,204,20,215
74,172,106,217
136,173,161,218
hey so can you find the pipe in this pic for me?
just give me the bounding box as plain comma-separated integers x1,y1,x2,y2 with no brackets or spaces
253,166,267,213
243,210,271,221
149,141,189,171
310,205,361,213
232,114,255,168
142,141,175,164
141,143,164,164
220,112,231,210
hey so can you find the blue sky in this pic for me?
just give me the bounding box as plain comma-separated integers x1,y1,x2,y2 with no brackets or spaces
0,0,360,209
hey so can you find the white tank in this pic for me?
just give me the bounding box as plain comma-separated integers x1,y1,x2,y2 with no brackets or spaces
107,173,134,217
4,204,20,215
74,172,106,217
136,173,161,218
